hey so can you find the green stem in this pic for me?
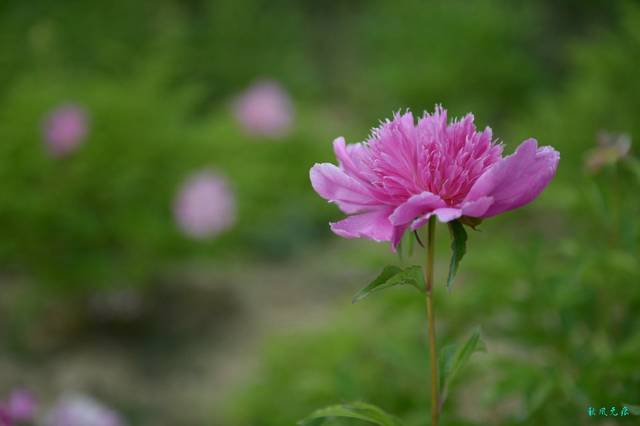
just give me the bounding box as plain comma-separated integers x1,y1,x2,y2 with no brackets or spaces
424,216,439,425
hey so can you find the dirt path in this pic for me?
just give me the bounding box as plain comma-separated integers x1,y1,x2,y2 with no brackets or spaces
0,241,382,425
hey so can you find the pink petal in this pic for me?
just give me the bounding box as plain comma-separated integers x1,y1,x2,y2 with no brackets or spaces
410,207,462,230
463,138,559,217
333,137,361,177
432,207,463,222
330,209,394,242
310,163,377,214
388,192,446,226
461,196,493,217
390,223,409,251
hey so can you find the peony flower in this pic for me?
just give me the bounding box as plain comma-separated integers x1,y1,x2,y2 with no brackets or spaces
310,106,559,250
44,394,124,426
5,389,36,423
232,80,293,138
43,103,89,157
173,170,236,239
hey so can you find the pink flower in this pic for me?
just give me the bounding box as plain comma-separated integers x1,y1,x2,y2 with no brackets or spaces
585,131,631,172
44,394,124,426
232,80,293,138
0,406,11,426
0,389,36,426
6,390,36,423
173,170,236,239
310,106,559,250
43,103,89,156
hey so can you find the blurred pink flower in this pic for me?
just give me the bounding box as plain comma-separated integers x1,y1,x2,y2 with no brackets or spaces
43,103,89,156
310,106,559,249
232,80,293,138
174,170,236,239
585,131,631,172
6,390,36,423
44,394,124,426
0,406,11,426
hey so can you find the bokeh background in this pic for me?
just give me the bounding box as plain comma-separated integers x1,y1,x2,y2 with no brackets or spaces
1,0,639,425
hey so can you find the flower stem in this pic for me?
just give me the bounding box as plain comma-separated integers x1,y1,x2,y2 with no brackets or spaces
424,216,439,426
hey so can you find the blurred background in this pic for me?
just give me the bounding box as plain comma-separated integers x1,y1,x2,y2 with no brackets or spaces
0,0,639,425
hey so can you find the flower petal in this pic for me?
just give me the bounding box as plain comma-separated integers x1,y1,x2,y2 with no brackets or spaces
410,207,462,230
464,138,559,217
310,163,377,213
330,209,394,242
333,137,363,177
461,196,493,217
388,192,446,226
390,224,409,251
433,207,463,222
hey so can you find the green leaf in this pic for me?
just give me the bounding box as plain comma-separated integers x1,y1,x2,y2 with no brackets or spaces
438,327,486,408
437,344,457,392
298,402,404,426
448,327,486,383
446,220,468,290
352,265,424,303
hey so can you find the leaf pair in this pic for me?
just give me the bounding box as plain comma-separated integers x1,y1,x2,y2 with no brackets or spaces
298,402,403,426
354,220,469,303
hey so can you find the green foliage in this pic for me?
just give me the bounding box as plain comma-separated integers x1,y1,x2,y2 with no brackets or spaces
0,71,202,294
346,0,545,125
352,266,424,303
0,68,330,290
510,1,640,174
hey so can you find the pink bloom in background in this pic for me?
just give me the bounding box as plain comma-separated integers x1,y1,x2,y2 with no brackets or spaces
43,103,89,156
44,394,124,426
0,389,36,426
310,106,559,250
0,406,11,426
232,79,294,138
6,390,36,423
585,131,631,172
174,170,236,239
